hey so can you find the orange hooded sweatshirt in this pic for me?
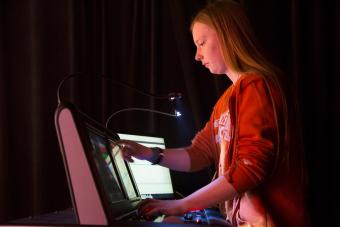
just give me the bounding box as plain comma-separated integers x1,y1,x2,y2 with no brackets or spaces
187,73,308,227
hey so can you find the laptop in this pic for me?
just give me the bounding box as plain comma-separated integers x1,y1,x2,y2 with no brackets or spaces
117,133,176,200
54,102,145,225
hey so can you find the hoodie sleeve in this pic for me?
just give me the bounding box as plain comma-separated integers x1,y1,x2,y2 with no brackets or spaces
186,120,216,172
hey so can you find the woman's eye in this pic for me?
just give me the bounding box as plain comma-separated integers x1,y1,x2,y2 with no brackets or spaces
198,41,205,47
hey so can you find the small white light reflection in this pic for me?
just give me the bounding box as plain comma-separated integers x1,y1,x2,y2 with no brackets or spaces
175,110,182,117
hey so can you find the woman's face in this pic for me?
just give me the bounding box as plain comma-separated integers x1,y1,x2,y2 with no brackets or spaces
192,22,227,75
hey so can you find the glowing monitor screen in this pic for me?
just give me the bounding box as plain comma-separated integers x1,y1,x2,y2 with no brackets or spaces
108,140,137,200
118,133,174,198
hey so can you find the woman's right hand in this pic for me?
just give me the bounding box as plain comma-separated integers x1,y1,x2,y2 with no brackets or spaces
116,139,154,162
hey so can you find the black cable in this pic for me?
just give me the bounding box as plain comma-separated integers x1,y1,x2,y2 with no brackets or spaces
57,72,182,104
105,107,181,128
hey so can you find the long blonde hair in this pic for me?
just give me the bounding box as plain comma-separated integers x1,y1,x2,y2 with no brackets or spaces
191,0,279,78
191,0,306,180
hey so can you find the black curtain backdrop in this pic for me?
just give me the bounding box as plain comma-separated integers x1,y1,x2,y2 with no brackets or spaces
0,0,338,226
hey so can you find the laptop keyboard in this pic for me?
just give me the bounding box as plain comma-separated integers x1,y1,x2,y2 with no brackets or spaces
127,209,165,223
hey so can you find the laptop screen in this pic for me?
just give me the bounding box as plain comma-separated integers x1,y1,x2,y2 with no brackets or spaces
118,133,174,198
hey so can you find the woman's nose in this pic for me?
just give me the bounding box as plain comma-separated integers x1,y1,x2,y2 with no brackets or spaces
195,49,202,61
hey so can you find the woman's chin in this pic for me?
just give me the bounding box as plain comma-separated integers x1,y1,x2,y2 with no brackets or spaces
210,69,226,75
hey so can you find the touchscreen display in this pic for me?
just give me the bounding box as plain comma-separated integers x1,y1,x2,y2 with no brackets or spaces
87,129,125,203
109,142,137,200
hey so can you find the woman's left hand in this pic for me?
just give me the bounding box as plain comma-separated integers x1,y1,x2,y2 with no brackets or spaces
138,198,189,217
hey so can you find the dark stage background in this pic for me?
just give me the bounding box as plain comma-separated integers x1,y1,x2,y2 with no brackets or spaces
0,0,338,226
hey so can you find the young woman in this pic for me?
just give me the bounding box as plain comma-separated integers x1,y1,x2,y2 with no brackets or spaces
118,0,308,226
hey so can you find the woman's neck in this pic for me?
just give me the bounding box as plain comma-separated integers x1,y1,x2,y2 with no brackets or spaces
226,70,241,84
